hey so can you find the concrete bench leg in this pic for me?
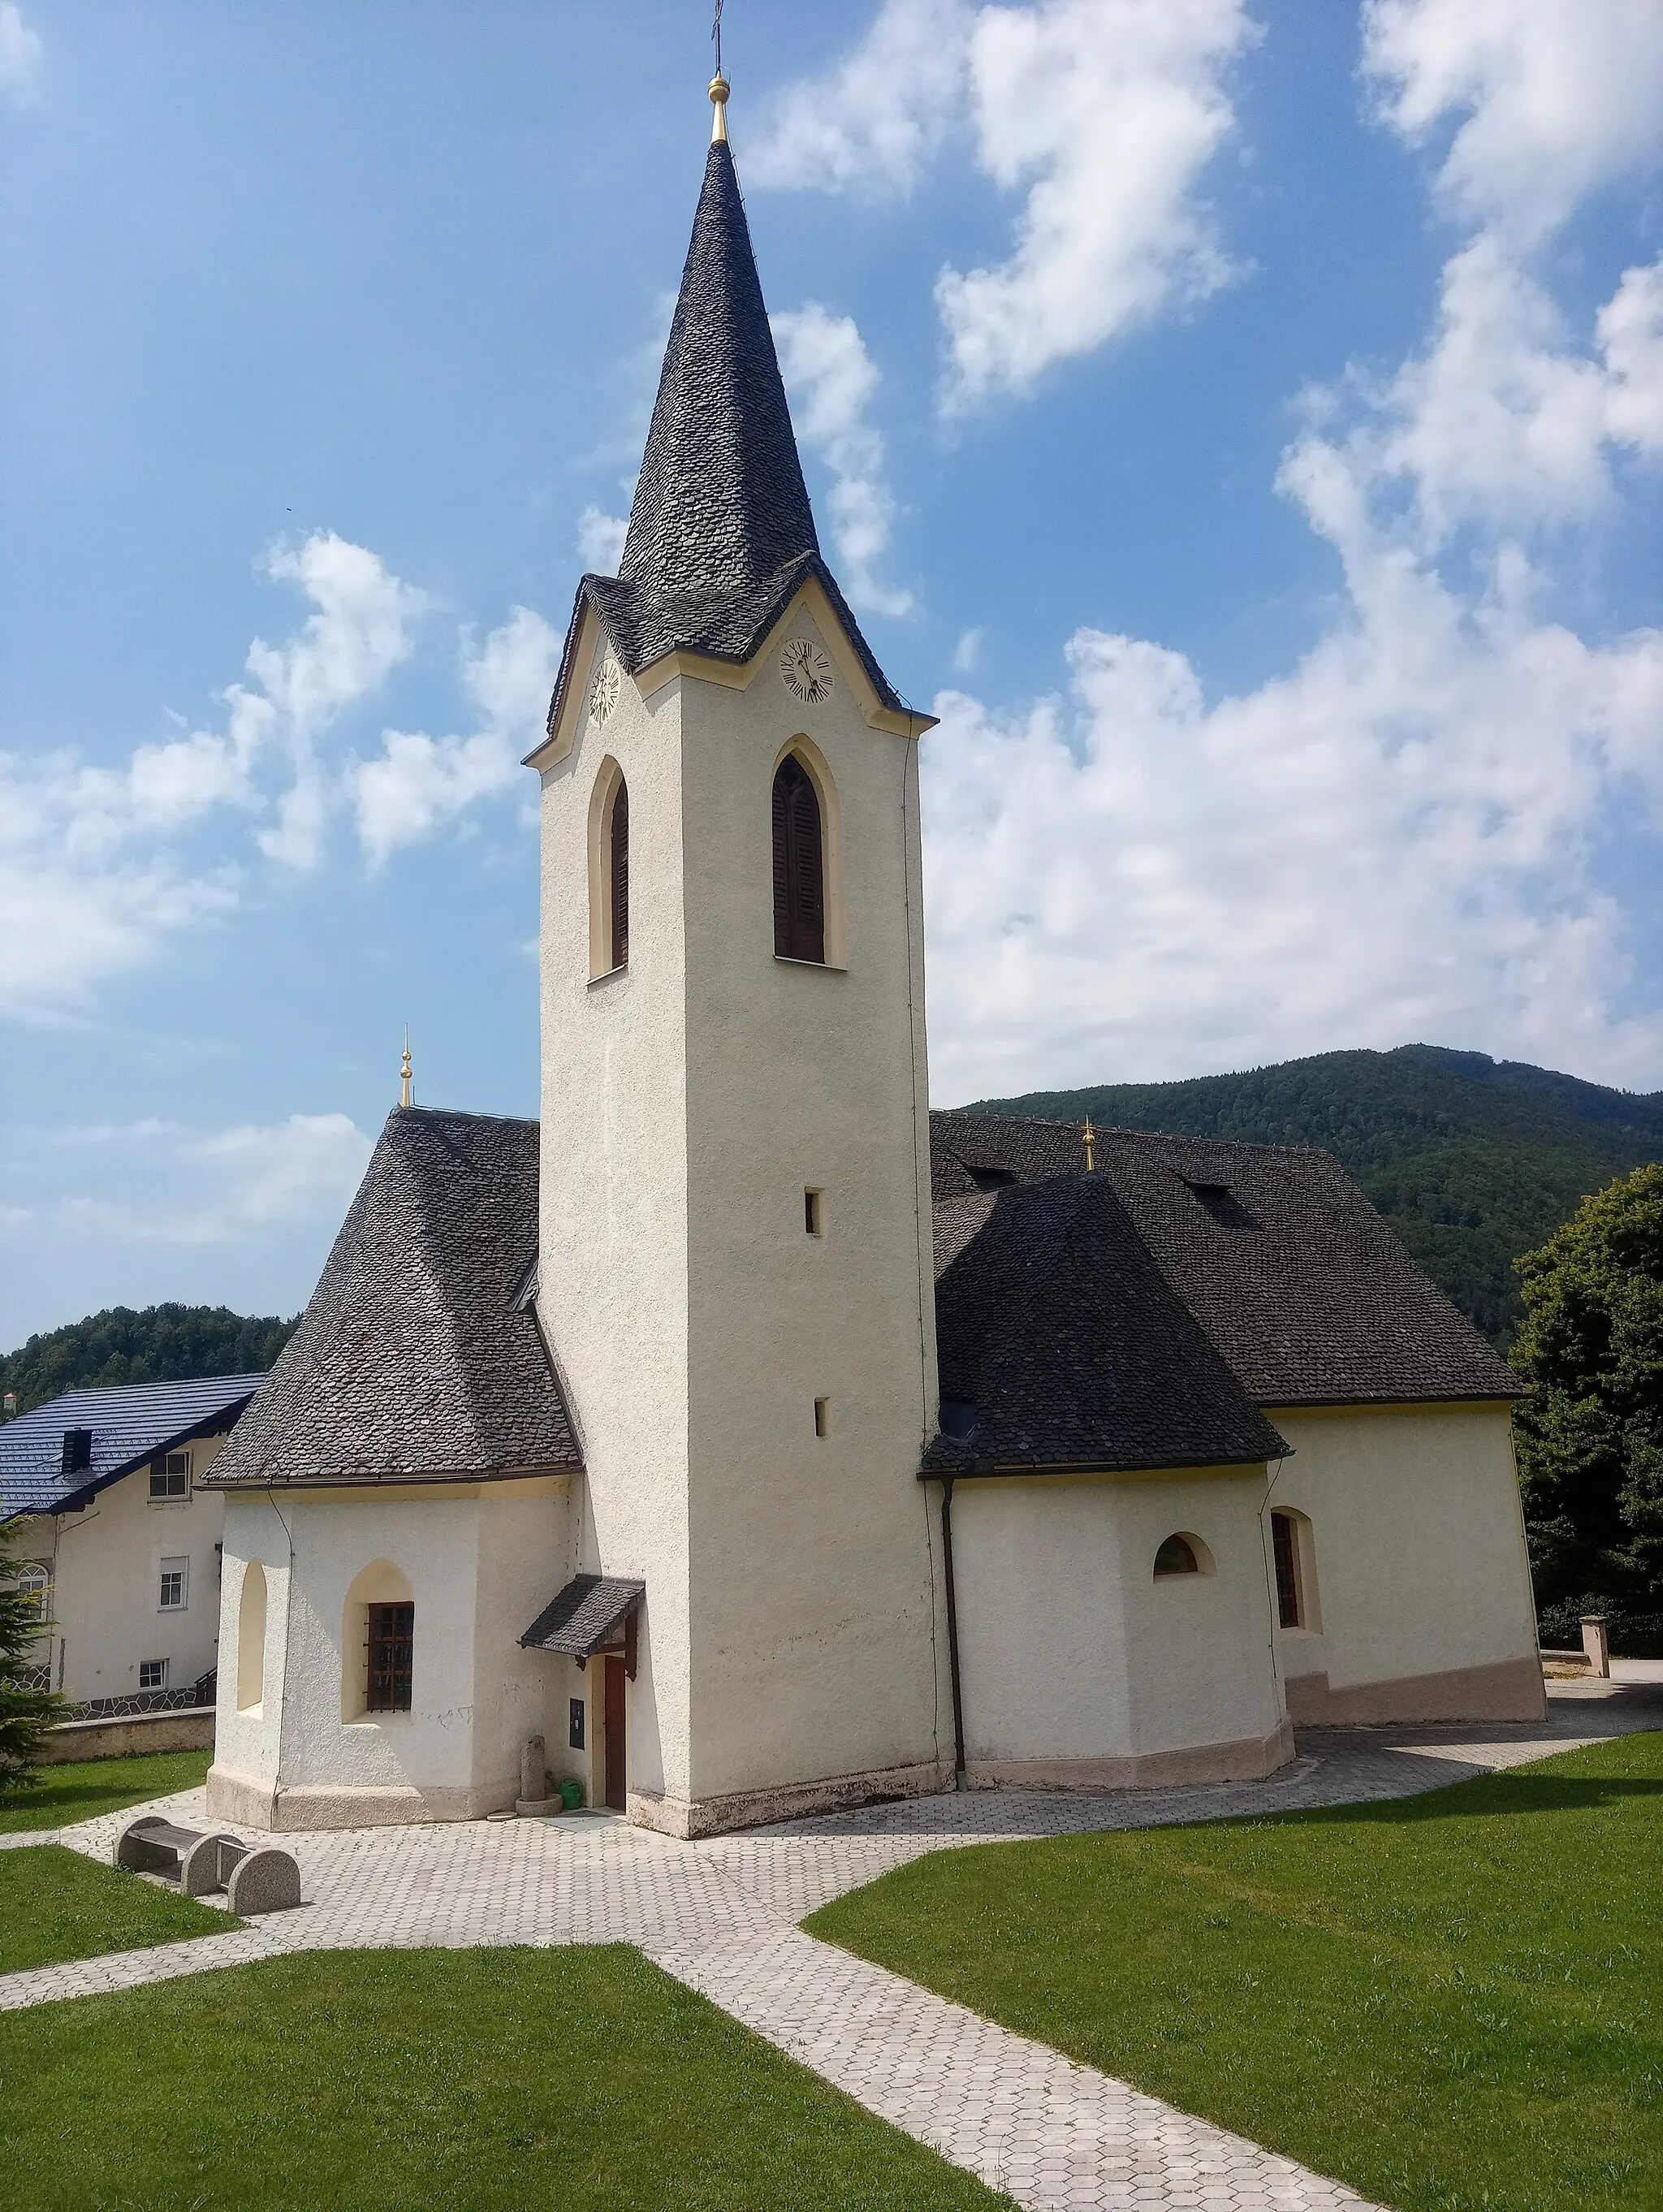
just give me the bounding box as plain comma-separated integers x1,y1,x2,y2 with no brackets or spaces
226,1847,302,1915
115,1818,179,1874
181,1833,244,1898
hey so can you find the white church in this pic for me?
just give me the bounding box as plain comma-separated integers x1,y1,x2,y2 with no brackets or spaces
203,80,1543,1838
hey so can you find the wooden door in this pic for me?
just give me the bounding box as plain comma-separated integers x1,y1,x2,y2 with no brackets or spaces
603,1654,627,1812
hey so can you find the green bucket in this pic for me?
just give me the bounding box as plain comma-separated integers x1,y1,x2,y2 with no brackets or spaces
559,1778,584,1812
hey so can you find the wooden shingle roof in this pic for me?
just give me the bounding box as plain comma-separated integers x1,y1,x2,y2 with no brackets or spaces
204,1108,580,1490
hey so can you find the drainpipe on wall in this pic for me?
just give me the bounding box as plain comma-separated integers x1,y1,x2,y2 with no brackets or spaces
938,1475,968,1790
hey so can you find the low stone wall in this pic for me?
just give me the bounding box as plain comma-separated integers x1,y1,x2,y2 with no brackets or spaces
41,1705,215,1765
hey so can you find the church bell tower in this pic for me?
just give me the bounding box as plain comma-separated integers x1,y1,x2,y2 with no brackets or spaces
525,72,946,1834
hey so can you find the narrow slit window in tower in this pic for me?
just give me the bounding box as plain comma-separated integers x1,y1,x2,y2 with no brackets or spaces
805,1187,823,1235
814,1397,830,1438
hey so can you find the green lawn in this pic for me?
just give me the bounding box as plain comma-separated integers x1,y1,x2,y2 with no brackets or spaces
0,1746,211,1833
0,1946,1009,2212
0,1844,232,1974
809,1732,1663,2212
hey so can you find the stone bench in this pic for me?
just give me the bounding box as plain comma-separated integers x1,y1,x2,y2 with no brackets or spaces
115,1816,301,1914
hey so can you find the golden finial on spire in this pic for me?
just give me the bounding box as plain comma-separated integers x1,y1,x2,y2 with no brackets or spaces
1082,1116,1096,1173
400,1029,413,1110
710,0,728,140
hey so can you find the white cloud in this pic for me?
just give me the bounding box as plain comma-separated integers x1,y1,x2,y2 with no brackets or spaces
749,0,971,195
925,571,1663,1100
1337,2,1663,545
922,1,1663,1100
1363,0,1663,247
772,305,912,616
2,1113,374,1249
1,534,549,1021
348,606,560,867
577,505,628,572
953,627,983,672
0,2,41,102
754,0,1255,410
939,0,1254,408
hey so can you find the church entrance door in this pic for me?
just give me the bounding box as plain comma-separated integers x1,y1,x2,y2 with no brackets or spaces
603,1654,627,1812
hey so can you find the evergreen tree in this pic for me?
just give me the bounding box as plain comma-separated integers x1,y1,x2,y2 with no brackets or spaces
0,1303,296,1416
1513,1164,1663,1614
0,1520,64,1794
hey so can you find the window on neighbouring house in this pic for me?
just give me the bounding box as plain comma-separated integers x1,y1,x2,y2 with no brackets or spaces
367,1601,415,1712
804,1187,823,1235
772,754,825,963
158,1557,188,1609
15,1563,50,1625
149,1449,190,1501
139,1659,168,1691
1271,1511,1302,1627
1154,1534,1199,1577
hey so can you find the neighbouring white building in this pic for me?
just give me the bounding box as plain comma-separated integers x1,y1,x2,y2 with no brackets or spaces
201,80,1542,1839
0,1377,261,1711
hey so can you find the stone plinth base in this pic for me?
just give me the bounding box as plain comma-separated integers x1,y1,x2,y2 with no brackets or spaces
205,1763,516,1831
1281,1653,1547,1726
962,1718,1296,1793
629,1759,953,1839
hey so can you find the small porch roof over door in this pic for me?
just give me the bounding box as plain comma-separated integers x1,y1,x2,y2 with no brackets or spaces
520,1574,645,1660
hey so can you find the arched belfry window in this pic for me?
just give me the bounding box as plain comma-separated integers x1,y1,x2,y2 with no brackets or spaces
609,774,629,970
773,754,824,964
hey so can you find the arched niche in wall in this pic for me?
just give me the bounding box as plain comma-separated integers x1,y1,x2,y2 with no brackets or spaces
340,1558,414,1722
236,1560,267,1714
771,736,846,970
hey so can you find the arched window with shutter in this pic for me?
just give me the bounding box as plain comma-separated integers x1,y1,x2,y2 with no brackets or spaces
609,774,629,970
772,754,824,964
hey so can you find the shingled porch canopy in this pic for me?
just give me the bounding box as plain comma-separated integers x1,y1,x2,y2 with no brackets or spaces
521,1575,645,1672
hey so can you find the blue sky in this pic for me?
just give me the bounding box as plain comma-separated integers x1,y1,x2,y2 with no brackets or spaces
3,0,1661,1348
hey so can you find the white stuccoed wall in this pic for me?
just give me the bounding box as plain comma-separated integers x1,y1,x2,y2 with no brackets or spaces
209,1478,572,1829
1267,1402,1545,1721
538,597,944,1828
944,1467,1292,1786
22,1434,231,1704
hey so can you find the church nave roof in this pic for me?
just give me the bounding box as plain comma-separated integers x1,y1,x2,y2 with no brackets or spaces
205,1108,580,1491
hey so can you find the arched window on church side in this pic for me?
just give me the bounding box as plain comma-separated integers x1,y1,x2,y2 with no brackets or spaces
772,754,824,963
609,775,629,970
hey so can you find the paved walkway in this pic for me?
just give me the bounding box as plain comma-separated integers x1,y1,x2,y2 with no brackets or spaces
3,1675,1659,2212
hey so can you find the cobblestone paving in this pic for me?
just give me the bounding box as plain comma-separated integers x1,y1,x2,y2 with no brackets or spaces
2,1680,1657,2212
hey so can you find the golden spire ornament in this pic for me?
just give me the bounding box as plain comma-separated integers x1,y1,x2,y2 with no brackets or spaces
710,0,728,140
400,1030,413,1110
1082,1117,1096,1173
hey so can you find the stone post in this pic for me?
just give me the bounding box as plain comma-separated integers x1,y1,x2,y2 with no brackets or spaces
1580,1615,1610,1679
520,1735,548,1804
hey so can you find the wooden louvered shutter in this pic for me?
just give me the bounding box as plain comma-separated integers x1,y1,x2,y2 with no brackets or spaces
610,777,629,970
772,766,792,955
772,756,824,963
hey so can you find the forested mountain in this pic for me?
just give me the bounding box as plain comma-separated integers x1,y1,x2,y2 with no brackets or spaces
970,1044,1663,1346
0,1304,298,1417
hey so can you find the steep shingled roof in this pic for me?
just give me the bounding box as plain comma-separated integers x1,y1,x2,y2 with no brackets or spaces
0,1376,263,1517
927,1175,1288,1475
621,138,817,607
204,1109,581,1489
931,1110,1522,1409
538,139,906,752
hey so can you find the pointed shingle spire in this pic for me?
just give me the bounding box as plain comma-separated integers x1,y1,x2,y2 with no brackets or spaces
533,97,927,759
619,139,819,604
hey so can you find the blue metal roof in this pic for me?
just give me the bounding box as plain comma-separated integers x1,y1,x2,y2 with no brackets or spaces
0,1375,266,1517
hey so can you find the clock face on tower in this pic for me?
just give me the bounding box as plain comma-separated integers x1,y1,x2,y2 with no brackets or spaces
780,637,835,706
589,656,621,725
